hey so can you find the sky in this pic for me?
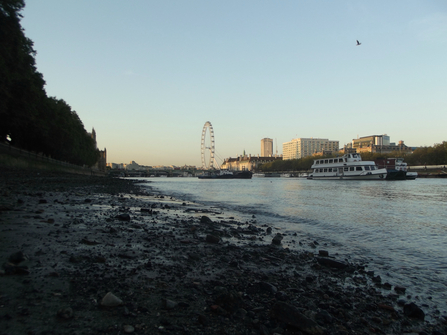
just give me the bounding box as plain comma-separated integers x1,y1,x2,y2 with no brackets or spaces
21,1,447,167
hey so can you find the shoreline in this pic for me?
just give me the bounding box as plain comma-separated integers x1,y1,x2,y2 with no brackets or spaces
1,169,446,334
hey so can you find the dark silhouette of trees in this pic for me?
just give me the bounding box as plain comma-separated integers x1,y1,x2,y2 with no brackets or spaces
0,0,98,166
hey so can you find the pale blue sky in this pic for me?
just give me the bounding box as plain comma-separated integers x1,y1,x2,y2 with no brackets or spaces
22,1,447,166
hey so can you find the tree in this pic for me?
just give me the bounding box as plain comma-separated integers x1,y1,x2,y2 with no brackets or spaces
0,1,99,167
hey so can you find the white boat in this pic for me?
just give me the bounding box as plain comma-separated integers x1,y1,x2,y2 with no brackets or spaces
307,153,387,180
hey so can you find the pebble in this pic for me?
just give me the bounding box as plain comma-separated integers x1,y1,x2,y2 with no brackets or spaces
123,325,135,333
101,292,123,307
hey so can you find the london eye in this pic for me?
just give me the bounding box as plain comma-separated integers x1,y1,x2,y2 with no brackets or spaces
201,121,215,169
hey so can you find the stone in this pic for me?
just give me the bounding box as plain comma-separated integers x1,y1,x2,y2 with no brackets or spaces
272,233,283,245
123,325,135,333
403,302,425,320
116,213,131,221
259,281,277,294
8,251,27,264
271,302,325,335
200,216,212,223
57,307,73,319
163,299,178,310
394,286,406,294
101,292,123,307
316,257,348,269
205,234,220,244
318,250,329,257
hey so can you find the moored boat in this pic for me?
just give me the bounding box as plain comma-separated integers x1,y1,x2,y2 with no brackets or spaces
307,153,387,180
375,158,418,180
198,170,252,179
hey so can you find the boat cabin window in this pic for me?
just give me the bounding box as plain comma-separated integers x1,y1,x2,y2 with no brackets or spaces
329,159,333,163
371,166,376,170
344,167,349,171
349,167,354,171
324,168,327,172
324,160,328,164
364,166,370,170
356,167,363,171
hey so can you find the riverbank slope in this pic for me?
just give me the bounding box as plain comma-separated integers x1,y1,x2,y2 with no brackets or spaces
1,169,446,334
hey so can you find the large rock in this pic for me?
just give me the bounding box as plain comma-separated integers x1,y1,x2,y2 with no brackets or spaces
271,233,283,245
403,302,425,320
271,302,325,335
316,257,348,269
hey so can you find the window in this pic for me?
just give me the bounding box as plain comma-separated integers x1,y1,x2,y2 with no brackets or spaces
324,160,328,164
324,168,327,172
364,166,370,170
344,167,349,171
329,159,333,163
350,167,354,171
356,167,363,171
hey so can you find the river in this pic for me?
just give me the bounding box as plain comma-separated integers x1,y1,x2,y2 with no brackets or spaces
139,176,447,315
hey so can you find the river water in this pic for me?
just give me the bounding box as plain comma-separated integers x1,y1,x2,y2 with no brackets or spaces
140,177,447,314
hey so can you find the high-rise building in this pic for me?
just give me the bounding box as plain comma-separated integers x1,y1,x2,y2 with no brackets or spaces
261,138,273,157
282,138,339,160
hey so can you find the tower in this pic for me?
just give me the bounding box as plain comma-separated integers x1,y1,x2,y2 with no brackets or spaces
261,138,273,157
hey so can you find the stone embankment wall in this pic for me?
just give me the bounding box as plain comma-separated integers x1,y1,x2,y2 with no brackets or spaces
0,142,105,176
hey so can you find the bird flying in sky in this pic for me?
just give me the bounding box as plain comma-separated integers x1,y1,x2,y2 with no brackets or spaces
356,40,361,46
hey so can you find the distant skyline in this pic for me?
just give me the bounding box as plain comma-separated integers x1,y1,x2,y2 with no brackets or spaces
21,1,447,166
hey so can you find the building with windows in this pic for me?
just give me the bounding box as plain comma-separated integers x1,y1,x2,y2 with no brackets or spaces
351,135,412,154
221,154,282,171
261,138,274,157
282,138,339,160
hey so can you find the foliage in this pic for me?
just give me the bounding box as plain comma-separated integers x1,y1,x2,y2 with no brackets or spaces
405,142,447,166
259,156,315,172
0,0,98,166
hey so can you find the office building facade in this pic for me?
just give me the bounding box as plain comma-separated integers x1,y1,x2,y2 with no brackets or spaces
261,138,274,157
282,138,339,160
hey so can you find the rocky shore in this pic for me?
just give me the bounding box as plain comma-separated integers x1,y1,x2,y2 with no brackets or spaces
1,169,446,335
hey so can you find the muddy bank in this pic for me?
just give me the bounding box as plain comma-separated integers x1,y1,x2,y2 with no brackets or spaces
0,170,446,334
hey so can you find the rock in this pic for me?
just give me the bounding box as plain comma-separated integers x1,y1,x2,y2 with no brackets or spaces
316,257,348,269
394,286,406,294
80,238,100,245
200,216,212,224
403,302,425,320
123,325,135,333
382,282,392,290
271,301,325,335
266,227,272,234
316,309,333,324
259,282,277,294
8,251,27,264
117,213,131,221
101,292,123,307
318,250,329,257
163,299,178,310
205,234,220,244
57,307,73,319
272,233,283,245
